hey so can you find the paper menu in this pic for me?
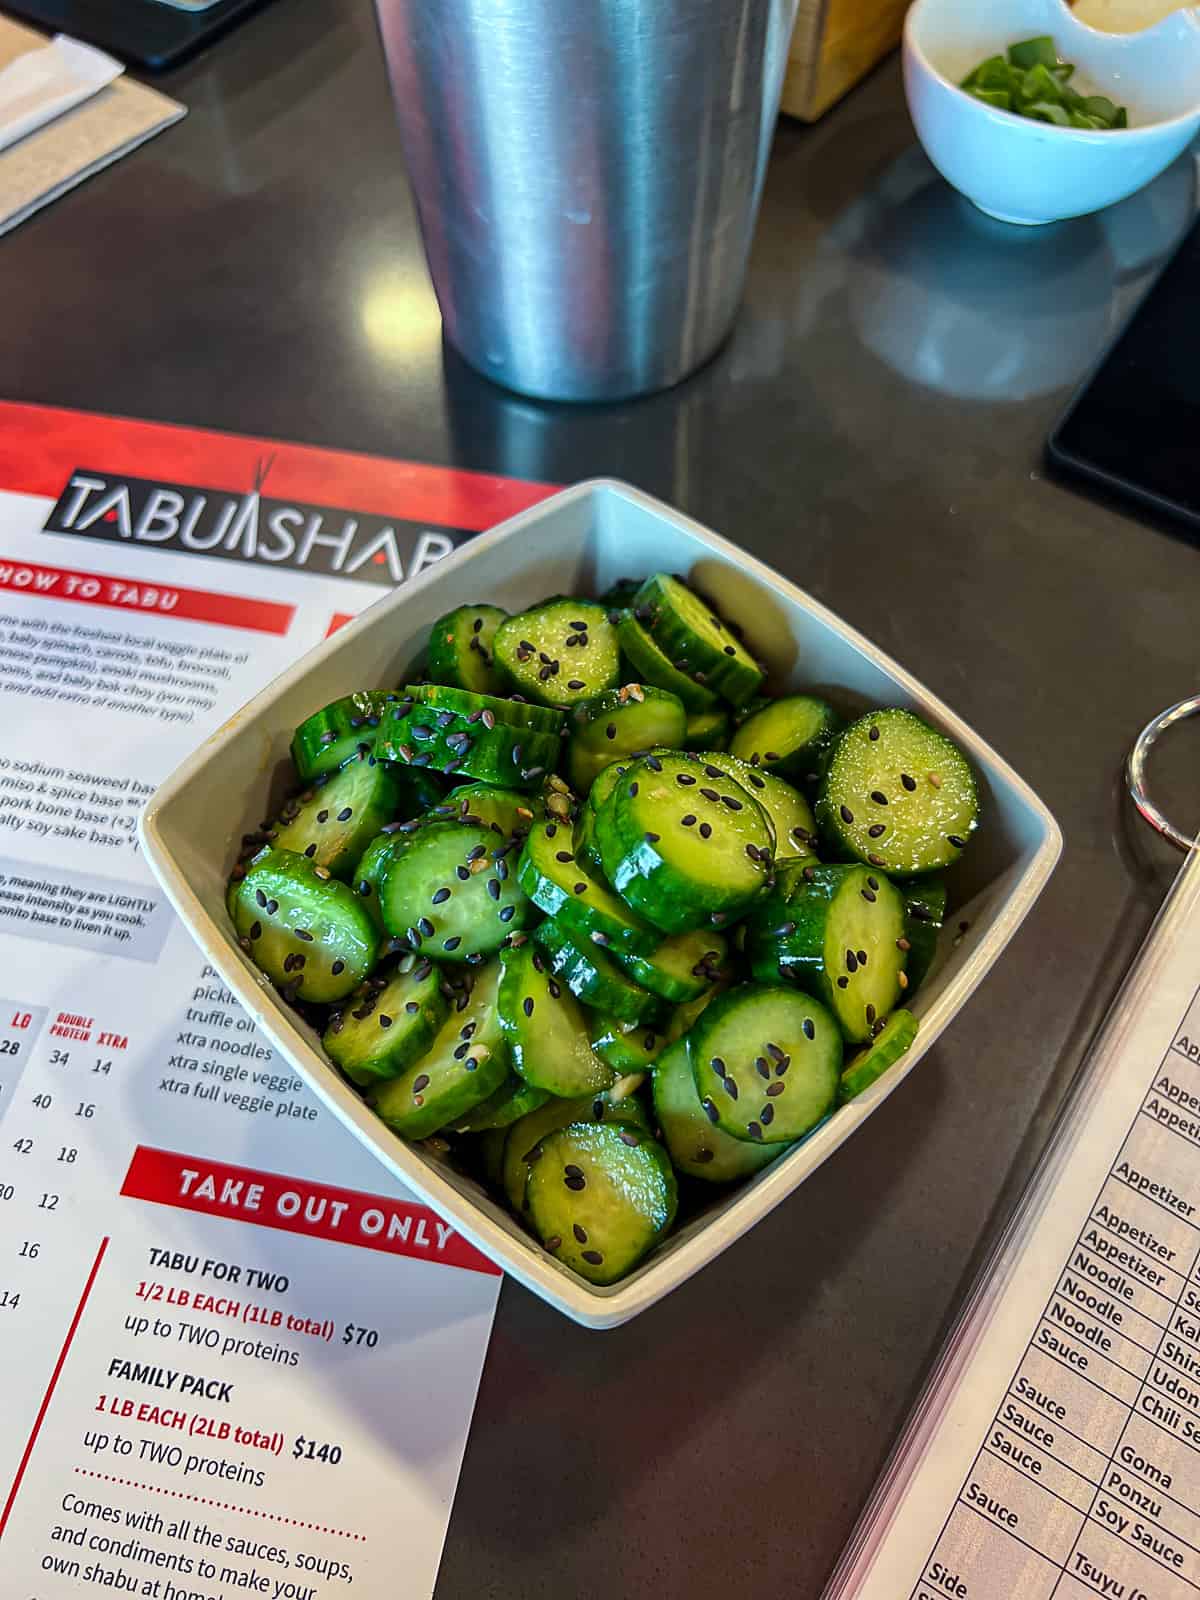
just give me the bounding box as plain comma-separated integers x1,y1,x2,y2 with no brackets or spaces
825,836,1200,1598
0,401,552,1599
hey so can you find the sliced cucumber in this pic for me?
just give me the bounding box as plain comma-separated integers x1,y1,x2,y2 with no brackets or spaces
630,573,764,707
351,831,404,931
290,691,400,782
533,918,663,1026
616,614,719,712
816,709,979,876
683,706,732,752
574,804,603,874
493,600,619,708
690,983,841,1144
729,695,842,787
452,1075,550,1134
616,927,729,1004
517,818,658,956
501,1091,648,1214
370,961,510,1140
595,753,773,934
271,754,405,879
438,782,541,840
587,760,632,815
407,682,565,736
379,700,560,790
653,1039,785,1182
426,604,508,695
498,942,614,1097
233,849,377,1004
838,1009,918,1104
324,960,448,1086
377,820,532,960
901,877,947,995
745,861,906,1044
566,684,686,793
698,752,819,862
526,1121,678,1284
590,1014,668,1074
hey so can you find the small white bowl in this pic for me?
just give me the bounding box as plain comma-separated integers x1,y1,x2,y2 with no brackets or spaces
140,482,1061,1328
904,0,1200,226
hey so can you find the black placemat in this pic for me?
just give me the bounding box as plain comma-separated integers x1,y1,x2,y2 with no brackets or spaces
3,0,276,70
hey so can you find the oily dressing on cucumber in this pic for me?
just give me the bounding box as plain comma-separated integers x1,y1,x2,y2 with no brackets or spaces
226,566,988,1287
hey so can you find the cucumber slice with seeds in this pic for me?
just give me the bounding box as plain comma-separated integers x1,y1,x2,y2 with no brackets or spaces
690,983,841,1144
631,573,764,707
616,614,719,712
587,760,633,815
699,752,819,862
352,831,404,931
426,604,507,695
453,1075,550,1133
378,701,560,790
498,942,614,1097
408,683,564,736
271,754,405,880
590,1014,668,1074
518,818,659,956
233,849,377,1004
324,960,448,1086
377,820,532,960
533,918,663,1026
653,1039,785,1182
901,877,947,995
370,961,510,1139
439,782,541,839
493,600,619,708
838,1009,918,1104
526,1121,678,1284
816,709,979,876
595,752,773,934
616,927,729,1003
566,684,686,793
729,695,842,788
683,706,732,752
501,1091,649,1214
290,691,400,782
744,862,906,1044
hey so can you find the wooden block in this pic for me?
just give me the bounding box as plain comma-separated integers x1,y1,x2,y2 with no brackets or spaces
781,0,909,122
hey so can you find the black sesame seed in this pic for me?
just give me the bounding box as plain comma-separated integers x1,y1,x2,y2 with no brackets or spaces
869,726,880,741
868,854,886,868
721,795,743,812
747,1122,763,1141
645,755,662,772
249,920,262,940
453,1041,470,1059
760,1104,775,1127
865,1004,876,1025
573,1224,589,1244
523,996,534,1017
802,1018,815,1040
766,1082,785,1097
332,960,345,975
545,1235,562,1252
840,805,854,824
629,781,639,797
418,917,435,938
901,773,917,791
644,831,660,844
499,905,516,923
548,979,562,999
568,679,585,690
405,1000,419,1013
867,876,880,892
702,1098,719,1124
581,1250,603,1265
724,645,736,656
836,976,849,989
573,881,588,895
379,1014,393,1029
456,864,470,881
755,1057,771,1080
481,709,496,731
296,928,314,942
619,1130,640,1147
846,951,858,972
695,1147,715,1163
432,887,451,904
868,824,886,839
947,834,967,848
710,1055,727,1076
255,889,267,908
700,787,720,802
412,1074,430,1093
487,878,501,902
699,822,712,838
316,809,330,824
870,791,888,806
723,1076,739,1100
444,935,462,951
304,844,317,858
704,765,723,779
677,773,696,787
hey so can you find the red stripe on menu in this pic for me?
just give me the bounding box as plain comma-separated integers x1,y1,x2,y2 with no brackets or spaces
0,401,555,529
120,1146,501,1277
0,560,295,635
0,1236,109,1543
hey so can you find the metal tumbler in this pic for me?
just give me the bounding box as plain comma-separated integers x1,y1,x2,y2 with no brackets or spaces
374,0,800,403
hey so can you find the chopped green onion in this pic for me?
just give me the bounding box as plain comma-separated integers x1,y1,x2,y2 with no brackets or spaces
960,38,1127,130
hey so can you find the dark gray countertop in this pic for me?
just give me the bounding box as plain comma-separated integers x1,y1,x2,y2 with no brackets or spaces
4,2,1199,1592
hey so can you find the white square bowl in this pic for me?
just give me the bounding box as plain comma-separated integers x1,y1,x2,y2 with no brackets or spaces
141,481,1061,1328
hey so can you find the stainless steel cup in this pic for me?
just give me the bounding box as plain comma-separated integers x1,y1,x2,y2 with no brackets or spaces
374,0,799,403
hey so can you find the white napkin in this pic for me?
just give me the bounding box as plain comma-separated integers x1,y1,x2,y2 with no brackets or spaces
0,34,122,155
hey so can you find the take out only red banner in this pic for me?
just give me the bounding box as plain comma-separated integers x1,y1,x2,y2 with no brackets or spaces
0,558,295,636
120,1145,500,1276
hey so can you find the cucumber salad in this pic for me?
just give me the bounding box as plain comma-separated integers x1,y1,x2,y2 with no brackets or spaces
227,574,980,1285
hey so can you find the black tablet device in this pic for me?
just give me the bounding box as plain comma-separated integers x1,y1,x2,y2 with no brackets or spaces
1048,212,1200,535
4,0,275,71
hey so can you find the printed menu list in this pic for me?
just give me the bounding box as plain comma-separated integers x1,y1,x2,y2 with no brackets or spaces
826,844,1200,1600
0,402,553,1599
